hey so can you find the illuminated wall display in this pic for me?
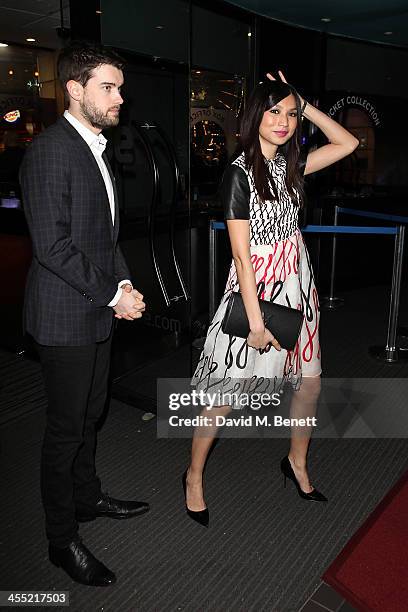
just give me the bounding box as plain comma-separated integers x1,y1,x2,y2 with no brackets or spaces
4,109,20,122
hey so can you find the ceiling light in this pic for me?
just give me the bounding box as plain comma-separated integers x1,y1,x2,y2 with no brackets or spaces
247,32,252,37
26,37,36,42
34,71,39,77
155,25,164,30
96,10,102,14
0,42,8,47
384,31,393,35
321,17,331,23
195,71,201,74
8,69,14,75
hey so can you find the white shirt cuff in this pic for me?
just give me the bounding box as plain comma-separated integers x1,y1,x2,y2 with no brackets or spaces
119,279,132,289
108,280,133,307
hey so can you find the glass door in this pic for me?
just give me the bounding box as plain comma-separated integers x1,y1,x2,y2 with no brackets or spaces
99,0,253,411
100,0,192,410
189,69,246,350
107,58,192,410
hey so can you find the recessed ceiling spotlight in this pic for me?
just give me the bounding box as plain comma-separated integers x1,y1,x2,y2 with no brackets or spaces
384,31,393,35
321,17,331,23
247,32,252,37
96,10,102,14
8,69,14,75
26,37,36,42
155,25,164,29
195,71,201,74
0,42,9,47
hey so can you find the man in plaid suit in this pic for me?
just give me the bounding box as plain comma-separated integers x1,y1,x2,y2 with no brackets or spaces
20,43,149,587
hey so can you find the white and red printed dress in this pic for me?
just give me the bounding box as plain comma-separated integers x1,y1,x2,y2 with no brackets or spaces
191,152,321,401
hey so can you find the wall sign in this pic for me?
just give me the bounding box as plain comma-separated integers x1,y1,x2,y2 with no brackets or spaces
4,109,20,123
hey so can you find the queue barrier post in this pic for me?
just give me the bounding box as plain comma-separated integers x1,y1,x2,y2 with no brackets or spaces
370,224,406,363
209,219,218,321
334,206,408,362
321,205,345,310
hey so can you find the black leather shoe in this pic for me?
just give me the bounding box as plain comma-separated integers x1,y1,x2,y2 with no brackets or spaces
49,539,116,587
76,492,150,522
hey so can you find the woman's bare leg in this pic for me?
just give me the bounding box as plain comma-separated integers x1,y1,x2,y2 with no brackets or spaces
288,375,321,493
186,404,232,511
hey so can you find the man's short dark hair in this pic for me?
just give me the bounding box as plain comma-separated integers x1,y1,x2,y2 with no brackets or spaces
57,41,124,103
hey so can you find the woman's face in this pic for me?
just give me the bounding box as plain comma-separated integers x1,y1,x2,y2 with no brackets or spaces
259,93,298,148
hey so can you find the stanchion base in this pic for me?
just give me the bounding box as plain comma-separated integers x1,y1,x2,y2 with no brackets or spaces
397,327,408,352
321,296,345,310
369,345,408,363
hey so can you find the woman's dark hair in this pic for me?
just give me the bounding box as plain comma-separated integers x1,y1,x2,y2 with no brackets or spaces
57,41,124,104
239,80,304,206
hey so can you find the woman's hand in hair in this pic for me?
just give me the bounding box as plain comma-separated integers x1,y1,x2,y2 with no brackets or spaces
266,70,287,83
266,71,304,105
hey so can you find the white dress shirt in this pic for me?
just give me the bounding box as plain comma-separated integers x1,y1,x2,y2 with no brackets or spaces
63,110,131,306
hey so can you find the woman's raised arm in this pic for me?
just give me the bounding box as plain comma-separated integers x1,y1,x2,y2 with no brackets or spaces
266,70,359,175
301,102,359,175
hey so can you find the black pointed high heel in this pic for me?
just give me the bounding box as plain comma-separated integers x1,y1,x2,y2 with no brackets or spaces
280,456,328,502
182,470,209,527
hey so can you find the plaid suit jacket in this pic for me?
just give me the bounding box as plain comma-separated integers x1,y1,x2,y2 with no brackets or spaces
20,116,131,346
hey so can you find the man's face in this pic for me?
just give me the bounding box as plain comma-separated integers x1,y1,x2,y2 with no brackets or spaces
79,63,124,129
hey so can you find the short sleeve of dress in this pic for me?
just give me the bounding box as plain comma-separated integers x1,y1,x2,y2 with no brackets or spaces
220,164,250,220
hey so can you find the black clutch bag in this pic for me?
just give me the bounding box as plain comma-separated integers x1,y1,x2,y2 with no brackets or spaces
221,284,304,351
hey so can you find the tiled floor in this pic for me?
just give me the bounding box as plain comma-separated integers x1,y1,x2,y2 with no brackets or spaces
299,582,357,612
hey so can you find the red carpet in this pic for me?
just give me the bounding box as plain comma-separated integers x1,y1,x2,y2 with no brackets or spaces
323,470,408,611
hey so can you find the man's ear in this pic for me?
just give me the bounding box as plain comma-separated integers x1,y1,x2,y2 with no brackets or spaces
66,80,83,102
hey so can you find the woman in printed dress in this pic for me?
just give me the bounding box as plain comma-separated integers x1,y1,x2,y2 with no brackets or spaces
183,72,359,526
